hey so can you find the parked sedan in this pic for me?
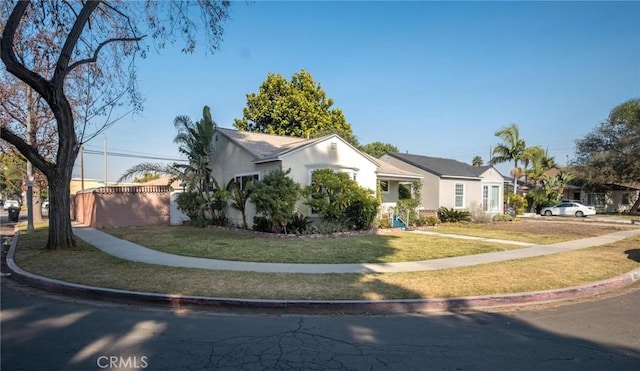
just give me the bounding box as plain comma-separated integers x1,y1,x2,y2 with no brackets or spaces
3,200,19,211
541,202,596,217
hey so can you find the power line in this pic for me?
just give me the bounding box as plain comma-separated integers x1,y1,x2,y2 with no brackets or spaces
82,149,186,162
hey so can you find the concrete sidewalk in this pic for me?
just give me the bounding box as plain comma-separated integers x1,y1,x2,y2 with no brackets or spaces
73,226,640,274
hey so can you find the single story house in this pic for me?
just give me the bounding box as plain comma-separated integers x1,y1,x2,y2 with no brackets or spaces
562,183,640,213
378,152,505,214
210,128,421,227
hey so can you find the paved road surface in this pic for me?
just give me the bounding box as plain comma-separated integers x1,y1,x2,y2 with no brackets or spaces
2,279,638,371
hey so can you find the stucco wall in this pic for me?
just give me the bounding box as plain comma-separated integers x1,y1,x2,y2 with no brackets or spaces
74,186,170,228
283,137,378,216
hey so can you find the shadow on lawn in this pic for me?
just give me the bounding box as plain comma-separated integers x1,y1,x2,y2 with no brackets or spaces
625,249,640,262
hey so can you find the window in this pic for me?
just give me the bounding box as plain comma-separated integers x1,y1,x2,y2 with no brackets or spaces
482,185,489,211
233,173,259,191
491,185,500,212
587,193,605,206
455,183,464,208
379,180,389,193
622,193,630,205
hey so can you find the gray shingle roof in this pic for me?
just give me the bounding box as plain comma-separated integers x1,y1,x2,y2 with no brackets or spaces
386,152,483,179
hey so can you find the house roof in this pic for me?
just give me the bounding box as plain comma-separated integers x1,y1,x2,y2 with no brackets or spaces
215,128,379,167
385,152,485,179
359,153,422,180
215,127,316,161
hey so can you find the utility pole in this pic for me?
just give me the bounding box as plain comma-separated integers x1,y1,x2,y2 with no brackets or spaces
80,145,85,191
104,135,108,186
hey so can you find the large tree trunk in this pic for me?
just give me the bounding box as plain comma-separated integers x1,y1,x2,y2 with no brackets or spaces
46,168,75,249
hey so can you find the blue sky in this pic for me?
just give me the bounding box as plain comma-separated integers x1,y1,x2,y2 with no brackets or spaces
74,1,640,182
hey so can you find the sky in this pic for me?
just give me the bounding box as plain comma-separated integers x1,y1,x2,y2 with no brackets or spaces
73,0,640,183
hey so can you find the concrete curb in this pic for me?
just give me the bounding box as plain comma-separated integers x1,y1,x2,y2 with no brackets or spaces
6,234,640,314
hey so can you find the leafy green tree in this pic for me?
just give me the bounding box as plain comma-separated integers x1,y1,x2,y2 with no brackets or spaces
234,70,358,146
574,98,640,191
490,123,527,194
304,169,378,230
360,142,398,158
0,151,26,199
250,169,302,233
1,1,231,248
472,156,483,167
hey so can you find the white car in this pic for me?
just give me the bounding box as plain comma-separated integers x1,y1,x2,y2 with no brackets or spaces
541,202,596,217
3,200,19,211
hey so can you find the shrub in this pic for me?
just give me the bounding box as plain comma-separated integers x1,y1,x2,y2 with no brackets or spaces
304,169,379,231
493,213,518,222
507,193,527,215
376,217,392,229
252,216,274,233
424,216,440,226
469,202,492,223
250,168,302,231
437,207,471,223
289,213,312,234
175,192,208,225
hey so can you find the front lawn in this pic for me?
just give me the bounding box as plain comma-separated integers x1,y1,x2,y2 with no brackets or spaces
102,226,521,263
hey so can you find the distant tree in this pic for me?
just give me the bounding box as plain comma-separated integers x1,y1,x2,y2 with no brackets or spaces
490,124,527,194
234,69,358,146
0,151,26,199
471,156,483,167
133,173,161,184
574,98,640,213
360,142,399,158
1,1,231,248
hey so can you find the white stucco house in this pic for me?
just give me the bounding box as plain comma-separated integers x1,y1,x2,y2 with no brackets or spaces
378,152,506,214
210,128,420,227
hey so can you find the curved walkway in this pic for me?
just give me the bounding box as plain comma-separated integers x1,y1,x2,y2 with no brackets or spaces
73,226,640,274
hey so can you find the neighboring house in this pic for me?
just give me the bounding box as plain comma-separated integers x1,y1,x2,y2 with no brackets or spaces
562,183,640,213
378,152,505,214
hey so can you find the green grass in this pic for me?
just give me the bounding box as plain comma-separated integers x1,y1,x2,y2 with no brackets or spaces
13,227,640,300
102,225,522,263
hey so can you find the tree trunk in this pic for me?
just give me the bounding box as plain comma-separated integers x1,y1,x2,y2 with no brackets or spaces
630,196,640,214
45,168,76,249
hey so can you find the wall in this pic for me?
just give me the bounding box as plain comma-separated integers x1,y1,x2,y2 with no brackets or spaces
379,154,440,211
283,137,378,216
75,186,171,228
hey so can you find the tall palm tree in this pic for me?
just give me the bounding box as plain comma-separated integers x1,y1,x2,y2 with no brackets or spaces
471,156,483,167
119,106,217,218
490,123,526,194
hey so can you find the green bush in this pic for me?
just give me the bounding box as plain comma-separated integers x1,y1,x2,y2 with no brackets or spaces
424,216,440,226
376,217,392,229
175,192,208,226
507,193,527,215
289,213,312,234
304,169,379,231
250,168,302,231
252,216,274,233
437,207,471,223
493,213,518,222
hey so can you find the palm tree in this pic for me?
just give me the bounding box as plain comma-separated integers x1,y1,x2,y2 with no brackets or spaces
490,124,526,194
227,178,254,229
472,156,483,167
119,106,217,221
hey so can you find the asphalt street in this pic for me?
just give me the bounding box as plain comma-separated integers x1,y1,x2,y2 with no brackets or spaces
1,279,639,371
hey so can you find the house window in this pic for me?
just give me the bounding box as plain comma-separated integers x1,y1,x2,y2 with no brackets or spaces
455,183,464,208
380,180,389,193
233,173,259,191
482,185,489,211
491,185,500,212
587,193,605,206
622,193,630,205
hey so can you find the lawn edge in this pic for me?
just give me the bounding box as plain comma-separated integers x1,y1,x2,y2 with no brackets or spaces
7,234,640,314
